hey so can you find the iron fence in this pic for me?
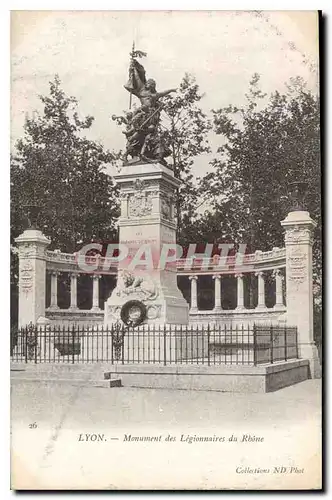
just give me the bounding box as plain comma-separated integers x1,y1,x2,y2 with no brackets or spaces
11,323,298,366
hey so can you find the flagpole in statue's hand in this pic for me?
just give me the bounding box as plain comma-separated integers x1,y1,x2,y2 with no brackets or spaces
129,41,135,110
126,42,147,110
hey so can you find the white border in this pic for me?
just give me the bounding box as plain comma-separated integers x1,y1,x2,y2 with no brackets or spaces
3,1,331,10
2,2,330,498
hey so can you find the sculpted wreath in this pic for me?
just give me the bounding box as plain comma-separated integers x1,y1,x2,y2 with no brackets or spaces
120,300,147,326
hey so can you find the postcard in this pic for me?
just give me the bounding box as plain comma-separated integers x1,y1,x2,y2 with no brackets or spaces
10,10,322,490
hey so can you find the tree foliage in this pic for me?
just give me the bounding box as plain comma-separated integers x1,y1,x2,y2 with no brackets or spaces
200,75,319,246
160,74,211,243
11,75,119,253
196,74,321,333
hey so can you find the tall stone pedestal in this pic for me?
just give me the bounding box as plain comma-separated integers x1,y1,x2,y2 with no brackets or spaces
15,229,50,327
281,210,321,378
105,162,189,325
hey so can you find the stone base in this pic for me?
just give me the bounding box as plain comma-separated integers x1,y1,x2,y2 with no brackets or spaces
104,359,310,393
104,288,189,326
298,342,321,379
122,327,207,364
255,305,268,312
107,160,189,326
189,308,286,327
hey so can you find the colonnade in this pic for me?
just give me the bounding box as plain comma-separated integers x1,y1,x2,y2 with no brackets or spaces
48,271,101,311
48,270,284,313
188,270,284,312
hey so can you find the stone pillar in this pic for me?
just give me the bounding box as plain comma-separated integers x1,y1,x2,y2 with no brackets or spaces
69,273,78,310
235,273,245,310
92,275,101,311
104,162,189,325
189,275,198,312
255,271,266,310
49,271,59,310
273,269,284,309
15,229,50,327
281,210,320,378
212,275,222,311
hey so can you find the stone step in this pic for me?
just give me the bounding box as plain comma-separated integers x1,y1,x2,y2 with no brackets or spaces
92,379,122,388
11,363,108,378
11,375,122,389
11,365,122,388
109,379,122,388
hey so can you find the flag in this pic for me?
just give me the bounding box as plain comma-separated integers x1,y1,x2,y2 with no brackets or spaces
124,59,146,95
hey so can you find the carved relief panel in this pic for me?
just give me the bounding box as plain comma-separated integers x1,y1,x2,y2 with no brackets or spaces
285,227,313,246
288,248,307,289
128,191,153,217
126,178,154,218
20,260,34,294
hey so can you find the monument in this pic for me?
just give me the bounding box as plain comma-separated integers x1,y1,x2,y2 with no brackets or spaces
104,48,189,326
281,180,321,378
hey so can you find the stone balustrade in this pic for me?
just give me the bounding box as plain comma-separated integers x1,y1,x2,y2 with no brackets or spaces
45,247,286,275
42,246,287,326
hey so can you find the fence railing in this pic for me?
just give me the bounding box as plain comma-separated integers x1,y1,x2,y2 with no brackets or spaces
11,323,298,366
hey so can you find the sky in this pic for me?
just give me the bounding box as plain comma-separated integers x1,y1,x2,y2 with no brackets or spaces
11,10,319,178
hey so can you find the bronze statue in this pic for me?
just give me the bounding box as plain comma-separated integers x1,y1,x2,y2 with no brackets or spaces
125,71,176,109
121,53,176,166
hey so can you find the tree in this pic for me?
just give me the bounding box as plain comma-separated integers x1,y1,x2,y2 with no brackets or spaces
11,75,119,253
198,74,321,331
201,74,320,249
11,76,120,327
160,74,211,244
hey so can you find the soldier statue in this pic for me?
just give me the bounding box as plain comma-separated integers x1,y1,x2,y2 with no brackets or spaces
122,51,176,166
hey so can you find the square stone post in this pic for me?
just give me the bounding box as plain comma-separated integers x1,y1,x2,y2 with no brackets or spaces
15,229,50,327
281,210,320,378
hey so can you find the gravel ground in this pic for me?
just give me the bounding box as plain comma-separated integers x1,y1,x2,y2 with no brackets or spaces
10,379,322,490
11,378,321,429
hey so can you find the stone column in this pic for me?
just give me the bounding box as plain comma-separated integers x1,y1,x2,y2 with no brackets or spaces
255,271,266,310
15,229,50,326
235,273,245,310
212,275,222,311
273,269,284,309
189,275,198,312
69,273,78,310
92,275,101,311
49,271,59,310
281,210,320,378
